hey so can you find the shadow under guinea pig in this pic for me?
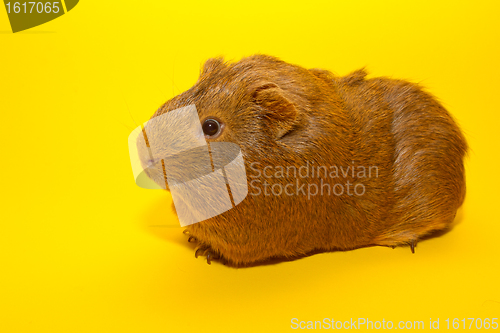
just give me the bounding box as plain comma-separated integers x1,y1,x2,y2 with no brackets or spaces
139,193,187,248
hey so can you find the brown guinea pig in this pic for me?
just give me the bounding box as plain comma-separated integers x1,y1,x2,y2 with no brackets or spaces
137,54,467,267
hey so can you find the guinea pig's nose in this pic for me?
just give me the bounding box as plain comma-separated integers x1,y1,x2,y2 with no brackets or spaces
146,158,156,168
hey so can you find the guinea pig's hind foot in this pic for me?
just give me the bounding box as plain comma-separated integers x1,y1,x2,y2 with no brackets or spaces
409,240,417,254
194,244,220,265
386,240,417,253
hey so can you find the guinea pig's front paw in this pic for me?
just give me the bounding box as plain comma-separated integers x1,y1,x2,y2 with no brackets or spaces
182,229,223,265
194,244,220,265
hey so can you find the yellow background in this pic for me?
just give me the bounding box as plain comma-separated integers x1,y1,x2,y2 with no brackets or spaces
1,1,499,332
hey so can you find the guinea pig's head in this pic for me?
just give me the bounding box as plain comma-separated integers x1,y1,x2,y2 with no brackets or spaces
137,55,316,191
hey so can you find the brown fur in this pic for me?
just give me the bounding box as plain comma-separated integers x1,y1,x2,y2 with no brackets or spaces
139,54,467,266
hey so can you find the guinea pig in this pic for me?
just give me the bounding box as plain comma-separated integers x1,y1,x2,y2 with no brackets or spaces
137,54,467,267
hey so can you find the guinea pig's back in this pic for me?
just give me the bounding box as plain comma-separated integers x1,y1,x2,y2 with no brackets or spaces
335,72,467,246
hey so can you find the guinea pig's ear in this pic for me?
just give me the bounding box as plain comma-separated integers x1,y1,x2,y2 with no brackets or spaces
253,83,297,139
200,57,225,77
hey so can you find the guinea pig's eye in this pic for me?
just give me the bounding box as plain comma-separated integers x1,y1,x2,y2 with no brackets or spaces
202,118,222,138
